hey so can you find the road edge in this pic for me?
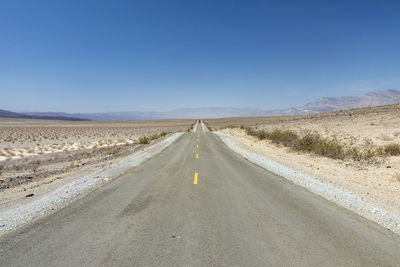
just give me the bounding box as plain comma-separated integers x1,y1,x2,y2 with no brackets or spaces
0,132,185,237
214,131,400,235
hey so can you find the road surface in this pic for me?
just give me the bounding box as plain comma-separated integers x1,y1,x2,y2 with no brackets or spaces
1,124,400,266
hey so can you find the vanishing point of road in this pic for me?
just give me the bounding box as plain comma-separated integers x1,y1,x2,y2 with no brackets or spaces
1,123,400,266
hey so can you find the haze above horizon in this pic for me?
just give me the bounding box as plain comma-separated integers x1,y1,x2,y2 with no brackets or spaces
1,0,399,113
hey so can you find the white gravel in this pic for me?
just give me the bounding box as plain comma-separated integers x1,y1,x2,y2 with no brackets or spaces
215,131,400,234
0,132,184,237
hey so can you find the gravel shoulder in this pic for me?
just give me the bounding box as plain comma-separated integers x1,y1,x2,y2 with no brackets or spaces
0,132,184,237
215,129,400,234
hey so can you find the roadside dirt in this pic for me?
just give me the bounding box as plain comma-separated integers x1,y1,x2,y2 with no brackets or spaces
0,119,193,213
0,134,175,213
205,105,400,218
219,127,400,217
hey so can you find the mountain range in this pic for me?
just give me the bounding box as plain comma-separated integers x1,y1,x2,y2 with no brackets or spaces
2,89,400,121
0,109,88,121
269,89,400,115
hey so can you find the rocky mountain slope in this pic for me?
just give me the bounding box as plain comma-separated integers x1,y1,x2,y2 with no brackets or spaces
273,89,400,115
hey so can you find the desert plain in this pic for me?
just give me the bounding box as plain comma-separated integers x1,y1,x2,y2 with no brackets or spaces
2,105,400,221
0,119,193,197
206,104,400,217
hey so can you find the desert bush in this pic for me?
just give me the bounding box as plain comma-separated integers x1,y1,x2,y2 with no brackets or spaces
224,125,237,129
294,131,320,152
108,146,122,155
255,129,267,140
291,131,346,159
0,163,4,176
138,136,150,144
159,131,168,137
245,127,257,136
244,127,376,162
147,131,169,141
311,137,346,159
346,146,375,162
267,129,299,146
377,143,400,156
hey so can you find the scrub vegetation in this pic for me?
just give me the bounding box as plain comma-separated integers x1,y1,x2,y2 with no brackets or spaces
243,127,384,163
205,104,400,164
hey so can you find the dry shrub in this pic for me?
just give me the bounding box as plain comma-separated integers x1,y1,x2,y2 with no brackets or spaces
267,129,299,147
377,143,400,156
138,136,150,144
0,162,4,176
31,159,41,173
346,146,375,162
139,131,169,144
244,127,375,162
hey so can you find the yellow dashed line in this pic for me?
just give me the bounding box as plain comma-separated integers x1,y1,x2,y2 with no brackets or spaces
196,153,198,159
197,144,199,148
194,172,198,184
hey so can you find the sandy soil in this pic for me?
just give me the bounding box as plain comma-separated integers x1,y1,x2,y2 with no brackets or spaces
216,104,400,217
206,104,400,148
0,118,193,160
0,118,193,192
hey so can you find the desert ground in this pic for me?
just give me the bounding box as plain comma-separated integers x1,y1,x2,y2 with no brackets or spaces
205,104,400,217
0,118,193,192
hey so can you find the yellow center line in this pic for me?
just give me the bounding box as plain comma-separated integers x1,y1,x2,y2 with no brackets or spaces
196,153,198,159
194,172,198,184
196,144,199,148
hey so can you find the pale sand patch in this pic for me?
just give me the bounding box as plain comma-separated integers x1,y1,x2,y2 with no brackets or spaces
0,138,138,161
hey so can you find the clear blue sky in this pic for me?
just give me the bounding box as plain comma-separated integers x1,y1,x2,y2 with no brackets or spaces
1,0,399,112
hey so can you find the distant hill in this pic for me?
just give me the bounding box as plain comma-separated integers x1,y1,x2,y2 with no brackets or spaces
0,109,89,121
27,108,268,120
24,89,400,120
270,89,400,115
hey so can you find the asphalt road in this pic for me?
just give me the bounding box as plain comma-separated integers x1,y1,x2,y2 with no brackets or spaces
1,124,400,266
